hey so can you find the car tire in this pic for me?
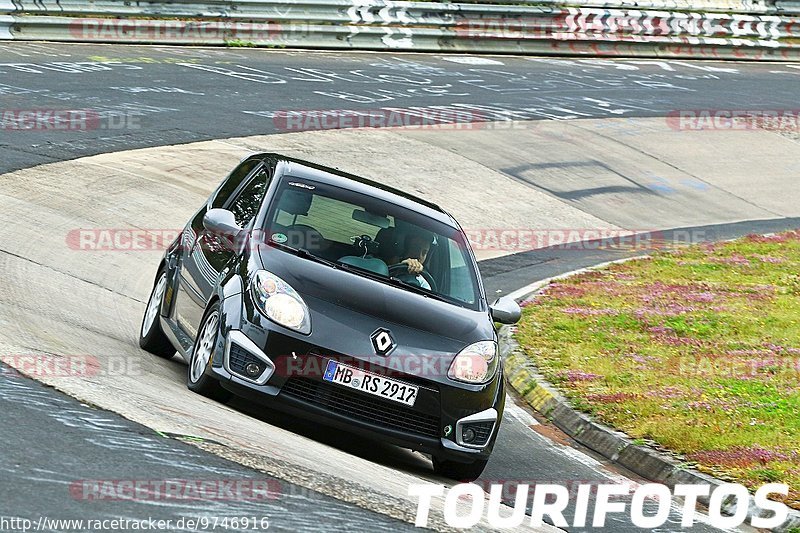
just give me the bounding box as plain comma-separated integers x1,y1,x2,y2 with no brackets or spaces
432,456,489,482
139,270,176,359
187,302,232,403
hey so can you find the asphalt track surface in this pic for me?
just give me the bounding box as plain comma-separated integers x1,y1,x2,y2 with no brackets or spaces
2,42,800,532
0,368,411,532
3,42,800,176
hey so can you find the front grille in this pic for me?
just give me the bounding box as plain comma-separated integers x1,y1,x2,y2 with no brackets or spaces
280,377,440,439
462,421,494,446
228,343,265,377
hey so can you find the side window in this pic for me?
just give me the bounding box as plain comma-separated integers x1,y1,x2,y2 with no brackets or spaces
446,239,475,304
227,167,271,227
211,158,261,209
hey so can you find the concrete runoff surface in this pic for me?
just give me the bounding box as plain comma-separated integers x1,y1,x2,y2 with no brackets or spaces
0,133,571,532
400,119,800,229
2,117,798,531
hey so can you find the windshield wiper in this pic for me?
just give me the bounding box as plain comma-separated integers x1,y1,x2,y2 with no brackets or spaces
385,276,450,304
269,241,340,269
332,259,387,281
271,243,390,282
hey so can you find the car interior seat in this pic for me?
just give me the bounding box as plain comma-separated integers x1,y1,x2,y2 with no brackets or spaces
280,189,313,221
338,235,389,276
275,189,326,253
375,226,402,264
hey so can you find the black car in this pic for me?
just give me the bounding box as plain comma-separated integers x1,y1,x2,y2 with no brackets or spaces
138,153,521,480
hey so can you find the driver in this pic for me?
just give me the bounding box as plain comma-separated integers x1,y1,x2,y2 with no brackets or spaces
382,230,434,291
398,232,431,275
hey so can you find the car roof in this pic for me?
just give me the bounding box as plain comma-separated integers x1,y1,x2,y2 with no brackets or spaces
252,153,459,228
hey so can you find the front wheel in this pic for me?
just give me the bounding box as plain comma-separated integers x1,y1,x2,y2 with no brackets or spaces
432,456,488,482
139,270,175,358
187,302,231,403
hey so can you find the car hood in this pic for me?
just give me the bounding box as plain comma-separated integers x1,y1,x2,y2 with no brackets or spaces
256,245,494,378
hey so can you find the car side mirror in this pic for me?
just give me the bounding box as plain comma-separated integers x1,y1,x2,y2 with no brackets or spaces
203,208,242,237
490,296,521,325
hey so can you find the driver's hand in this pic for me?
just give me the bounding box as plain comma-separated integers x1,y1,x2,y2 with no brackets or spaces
401,258,424,274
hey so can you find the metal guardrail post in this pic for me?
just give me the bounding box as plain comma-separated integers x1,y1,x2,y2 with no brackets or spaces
0,17,13,40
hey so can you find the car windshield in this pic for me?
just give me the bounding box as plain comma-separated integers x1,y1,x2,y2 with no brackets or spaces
264,177,481,309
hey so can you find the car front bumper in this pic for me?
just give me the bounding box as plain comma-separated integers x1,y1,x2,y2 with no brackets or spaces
209,296,504,463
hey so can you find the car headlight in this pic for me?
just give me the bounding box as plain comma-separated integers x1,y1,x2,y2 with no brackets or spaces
448,340,498,384
250,270,311,334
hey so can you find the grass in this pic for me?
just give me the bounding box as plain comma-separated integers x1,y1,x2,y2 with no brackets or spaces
224,39,257,47
515,230,800,508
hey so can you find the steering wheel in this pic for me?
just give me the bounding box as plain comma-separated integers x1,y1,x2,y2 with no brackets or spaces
388,263,437,293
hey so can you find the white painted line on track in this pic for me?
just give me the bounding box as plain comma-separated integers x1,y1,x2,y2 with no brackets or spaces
557,442,737,531
505,396,540,427
440,56,504,65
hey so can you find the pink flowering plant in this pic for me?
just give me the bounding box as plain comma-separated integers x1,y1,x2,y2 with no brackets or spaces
515,230,800,507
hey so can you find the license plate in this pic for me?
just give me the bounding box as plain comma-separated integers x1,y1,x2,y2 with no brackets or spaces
322,360,418,407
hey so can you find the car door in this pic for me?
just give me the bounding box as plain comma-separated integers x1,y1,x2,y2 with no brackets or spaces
173,158,269,340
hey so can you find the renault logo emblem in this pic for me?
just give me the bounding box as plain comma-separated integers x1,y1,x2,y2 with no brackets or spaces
371,328,395,356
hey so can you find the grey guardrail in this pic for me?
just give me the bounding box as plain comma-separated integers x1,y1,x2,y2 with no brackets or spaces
1,0,799,60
